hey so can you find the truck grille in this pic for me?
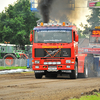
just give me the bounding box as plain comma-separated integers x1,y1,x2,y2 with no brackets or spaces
35,48,71,57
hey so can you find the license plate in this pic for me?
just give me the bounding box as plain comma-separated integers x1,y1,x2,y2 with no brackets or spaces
48,66,57,71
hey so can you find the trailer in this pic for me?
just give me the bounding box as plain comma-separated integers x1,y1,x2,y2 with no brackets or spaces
78,26,100,77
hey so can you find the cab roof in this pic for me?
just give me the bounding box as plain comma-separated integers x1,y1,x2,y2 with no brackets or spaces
33,22,77,31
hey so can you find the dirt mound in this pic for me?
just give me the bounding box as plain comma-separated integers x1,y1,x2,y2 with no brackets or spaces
82,89,100,96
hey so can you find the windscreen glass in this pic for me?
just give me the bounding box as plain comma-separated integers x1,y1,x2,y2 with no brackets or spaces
34,30,72,43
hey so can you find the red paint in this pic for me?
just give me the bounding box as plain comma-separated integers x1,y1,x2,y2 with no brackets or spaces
78,54,87,73
31,25,79,73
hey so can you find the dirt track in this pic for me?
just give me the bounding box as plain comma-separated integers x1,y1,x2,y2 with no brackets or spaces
0,72,100,100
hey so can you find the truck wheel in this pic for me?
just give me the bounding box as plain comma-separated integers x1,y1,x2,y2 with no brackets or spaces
35,73,42,79
84,60,89,78
70,61,78,79
86,54,97,77
3,54,16,66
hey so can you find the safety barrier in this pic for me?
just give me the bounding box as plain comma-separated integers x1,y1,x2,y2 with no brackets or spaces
0,59,32,68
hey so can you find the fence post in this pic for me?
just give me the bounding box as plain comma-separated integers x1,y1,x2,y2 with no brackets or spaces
14,59,16,67
10,60,11,67
4,59,5,68
20,59,21,67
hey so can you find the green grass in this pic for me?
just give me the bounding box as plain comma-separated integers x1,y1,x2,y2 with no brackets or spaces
70,93,100,100
0,66,27,70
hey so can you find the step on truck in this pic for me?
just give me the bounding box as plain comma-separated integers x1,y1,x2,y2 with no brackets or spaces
30,22,80,79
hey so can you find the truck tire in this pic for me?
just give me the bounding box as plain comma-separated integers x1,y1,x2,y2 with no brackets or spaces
35,73,42,79
85,54,97,77
70,61,78,79
3,54,16,66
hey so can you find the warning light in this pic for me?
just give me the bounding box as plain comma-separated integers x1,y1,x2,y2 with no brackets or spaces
38,22,69,27
62,22,65,26
40,22,43,26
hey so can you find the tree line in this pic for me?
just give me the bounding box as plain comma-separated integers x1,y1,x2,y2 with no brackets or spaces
78,8,100,37
0,0,39,49
0,0,99,47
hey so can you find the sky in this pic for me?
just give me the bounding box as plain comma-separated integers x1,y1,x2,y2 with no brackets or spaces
0,0,17,12
0,0,91,29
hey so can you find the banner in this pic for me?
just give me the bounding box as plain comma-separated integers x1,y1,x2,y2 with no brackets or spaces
88,1,100,8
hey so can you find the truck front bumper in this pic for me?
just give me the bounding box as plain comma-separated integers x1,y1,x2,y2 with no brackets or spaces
33,64,75,72
34,70,72,75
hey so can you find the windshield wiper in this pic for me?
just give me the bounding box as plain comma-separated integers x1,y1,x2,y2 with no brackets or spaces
60,41,71,43
44,41,58,43
60,41,67,43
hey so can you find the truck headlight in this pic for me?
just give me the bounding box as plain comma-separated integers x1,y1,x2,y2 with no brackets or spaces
35,66,39,68
48,62,53,65
44,62,48,65
35,60,40,64
66,60,71,63
57,62,61,64
52,62,57,64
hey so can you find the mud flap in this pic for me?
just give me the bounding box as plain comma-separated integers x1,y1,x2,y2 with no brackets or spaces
78,61,88,78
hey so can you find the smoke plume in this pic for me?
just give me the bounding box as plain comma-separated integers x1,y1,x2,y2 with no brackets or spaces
38,0,54,23
38,0,88,24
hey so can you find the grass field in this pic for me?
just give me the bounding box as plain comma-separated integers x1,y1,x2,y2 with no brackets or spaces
70,92,100,100
0,66,27,70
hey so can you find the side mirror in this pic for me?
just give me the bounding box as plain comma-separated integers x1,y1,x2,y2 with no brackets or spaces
30,30,34,42
75,34,78,42
30,33,33,42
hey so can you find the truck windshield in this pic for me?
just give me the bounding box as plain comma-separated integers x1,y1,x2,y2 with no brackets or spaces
89,35,100,43
34,30,72,43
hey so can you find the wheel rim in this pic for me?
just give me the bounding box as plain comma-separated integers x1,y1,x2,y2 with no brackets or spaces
85,67,88,77
5,57,14,65
76,66,78,77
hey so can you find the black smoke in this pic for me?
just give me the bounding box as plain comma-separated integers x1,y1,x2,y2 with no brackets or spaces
38,0,54,23
38,0,88,24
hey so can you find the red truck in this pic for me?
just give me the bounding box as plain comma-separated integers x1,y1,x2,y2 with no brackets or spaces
30,22,99,79
30,22,79,79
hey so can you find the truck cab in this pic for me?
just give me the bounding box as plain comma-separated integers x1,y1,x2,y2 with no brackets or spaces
30,22,79,79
